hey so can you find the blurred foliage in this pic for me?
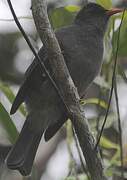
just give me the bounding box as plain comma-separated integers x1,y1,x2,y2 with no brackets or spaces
0,33,23,84
0,102,18,144
0,0,127,179
96,0,112,9
113,14,127,57
0,83,27,116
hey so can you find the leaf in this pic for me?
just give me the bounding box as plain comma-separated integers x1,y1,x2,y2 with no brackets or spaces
0,83,27,116
65,5,80,12
96,0,112,9
0,102,19,144
105,169,113,177
80,98,108,109
100,136,119,150
110,149,120,165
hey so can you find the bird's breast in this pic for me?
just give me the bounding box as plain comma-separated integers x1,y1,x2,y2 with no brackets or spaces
63,36,104,96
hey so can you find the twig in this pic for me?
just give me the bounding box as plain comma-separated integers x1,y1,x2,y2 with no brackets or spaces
95,9,125,149
96,88,104,141
0,16,32,21
72,128,91,180
114,78,124,179
66,121,78,178
112,17,124,179
96,88,105,160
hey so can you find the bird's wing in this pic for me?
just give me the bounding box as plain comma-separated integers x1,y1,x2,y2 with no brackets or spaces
10,47,48,114
10,26,72,115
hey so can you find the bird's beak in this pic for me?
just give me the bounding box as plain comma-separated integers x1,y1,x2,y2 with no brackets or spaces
107,8,123,16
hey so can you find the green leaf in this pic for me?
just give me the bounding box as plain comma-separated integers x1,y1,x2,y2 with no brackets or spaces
0,102,19,143
105,167,113,177
100,136,119,150
65,5,80,12
96,0,112,9
110,149,120,165
80,98,108,109
0,83,27,116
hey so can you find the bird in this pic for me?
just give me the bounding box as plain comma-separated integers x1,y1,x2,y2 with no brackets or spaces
6,3,123,176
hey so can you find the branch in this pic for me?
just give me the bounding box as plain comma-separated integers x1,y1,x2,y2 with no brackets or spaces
31,0,107,179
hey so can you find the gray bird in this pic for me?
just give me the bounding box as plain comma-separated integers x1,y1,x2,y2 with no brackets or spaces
6,3,123,176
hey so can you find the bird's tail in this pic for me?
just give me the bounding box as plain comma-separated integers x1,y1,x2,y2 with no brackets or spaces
6,119,43,176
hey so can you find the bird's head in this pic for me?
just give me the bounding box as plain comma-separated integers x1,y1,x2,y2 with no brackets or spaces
75,3,123,35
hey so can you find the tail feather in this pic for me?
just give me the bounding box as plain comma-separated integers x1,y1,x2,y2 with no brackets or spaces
6,119,43,176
